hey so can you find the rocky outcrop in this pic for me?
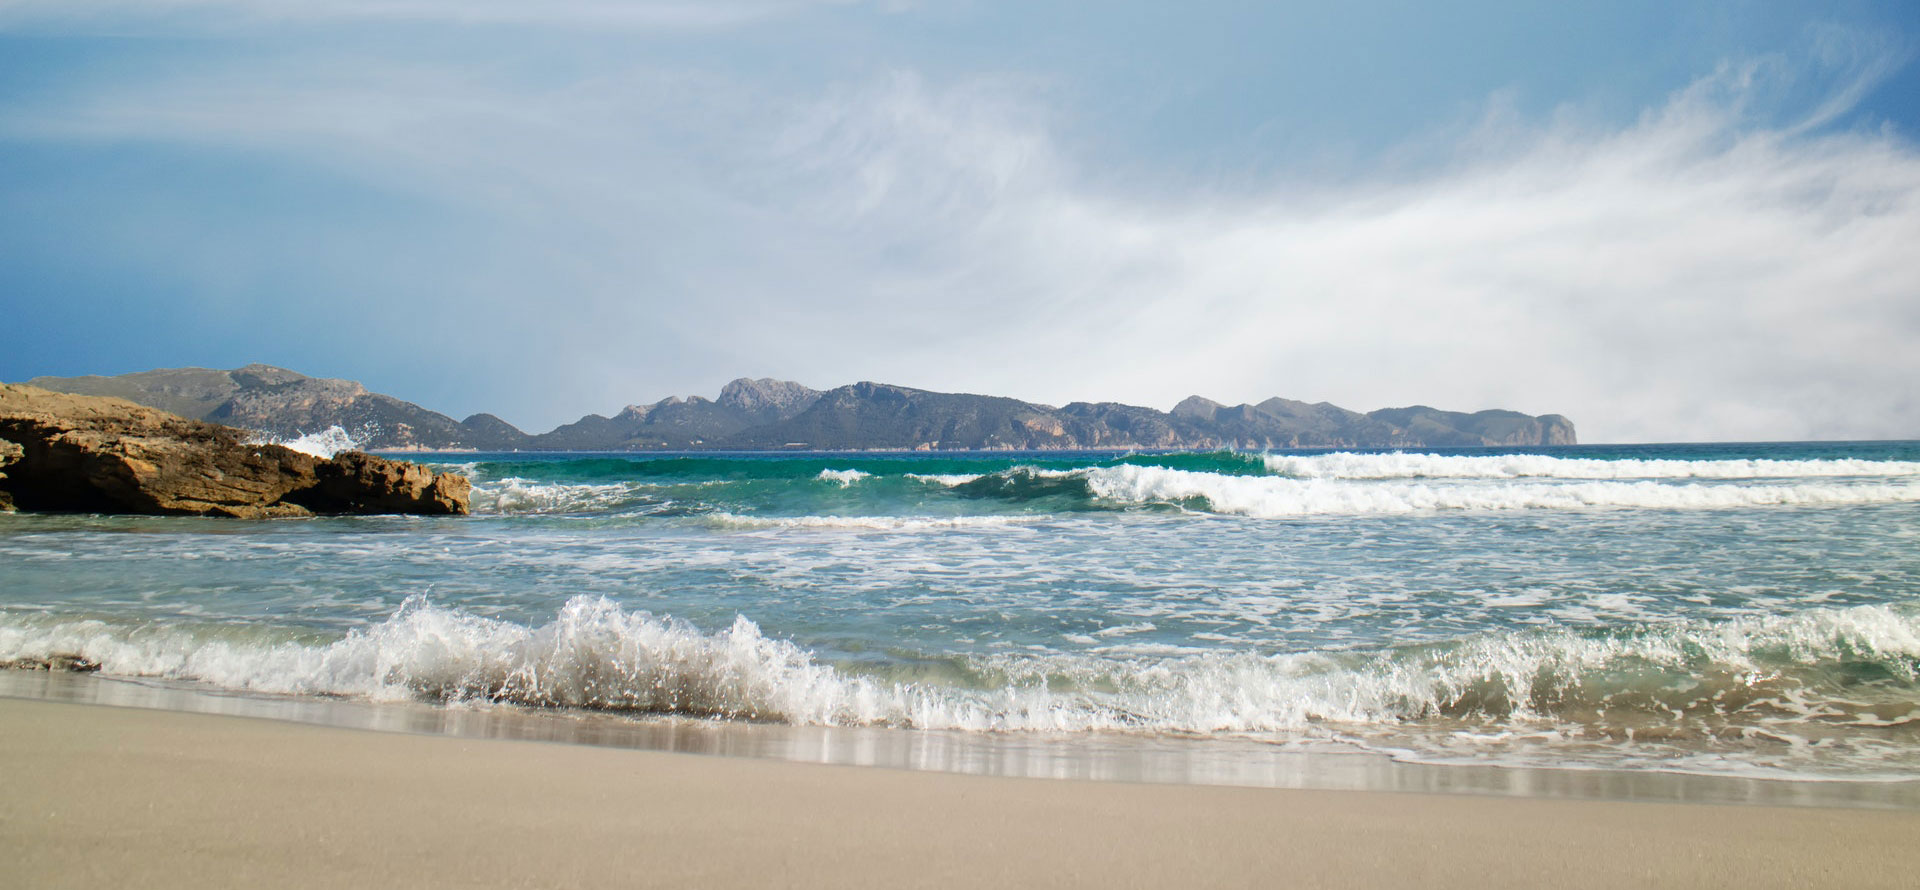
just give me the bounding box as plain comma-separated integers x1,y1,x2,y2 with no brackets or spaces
0,438,20,512
0,384,468,518
287,451,469,515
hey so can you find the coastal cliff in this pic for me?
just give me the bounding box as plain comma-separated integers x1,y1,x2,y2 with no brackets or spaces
0,384,469,517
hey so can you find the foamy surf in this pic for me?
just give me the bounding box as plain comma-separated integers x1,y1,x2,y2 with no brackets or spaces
435,450,1920,523
816,469,872,486
701,513,1042,531
466,478,648,514
1262,452,1920,480
905,473,986,487
10,441,1918,786
1079,465,1920,518
4,598,1918,776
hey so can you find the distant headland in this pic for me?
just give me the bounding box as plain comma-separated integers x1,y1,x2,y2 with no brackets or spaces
24,364,1576,452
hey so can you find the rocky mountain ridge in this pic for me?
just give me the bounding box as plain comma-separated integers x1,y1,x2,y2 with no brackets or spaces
24,366,1577,451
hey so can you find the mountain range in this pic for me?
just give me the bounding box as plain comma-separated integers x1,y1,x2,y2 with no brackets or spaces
24,365,1577,451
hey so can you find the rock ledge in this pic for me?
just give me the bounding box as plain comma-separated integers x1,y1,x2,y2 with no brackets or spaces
0,384,469,518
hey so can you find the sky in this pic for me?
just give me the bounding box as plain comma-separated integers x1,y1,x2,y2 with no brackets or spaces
2,1,1917,443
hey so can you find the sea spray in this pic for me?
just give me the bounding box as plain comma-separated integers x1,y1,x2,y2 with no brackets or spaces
251,425,363,459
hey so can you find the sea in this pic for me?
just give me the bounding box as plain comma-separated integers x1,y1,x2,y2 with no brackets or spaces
5,440,1920,805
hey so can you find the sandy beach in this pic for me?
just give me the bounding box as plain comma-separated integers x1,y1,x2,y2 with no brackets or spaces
3,698,1917,889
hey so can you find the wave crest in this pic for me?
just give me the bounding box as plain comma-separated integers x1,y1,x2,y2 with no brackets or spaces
1080,465,1920,517
5,599,1917,742
466,478,647,514
1263,452,1920,480
701,513,1040,531
816,469,872,487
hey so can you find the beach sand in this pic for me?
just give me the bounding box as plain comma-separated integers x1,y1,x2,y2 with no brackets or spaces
4,698,1917,889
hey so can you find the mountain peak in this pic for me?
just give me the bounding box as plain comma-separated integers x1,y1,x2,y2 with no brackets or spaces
718,378,821,418
1171,396,1224,420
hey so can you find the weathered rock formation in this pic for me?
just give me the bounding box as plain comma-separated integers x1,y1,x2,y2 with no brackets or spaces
0,384,469,518
295,451,470,515
0,438,21,512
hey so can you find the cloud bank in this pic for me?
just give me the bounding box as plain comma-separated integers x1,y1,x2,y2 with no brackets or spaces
2,22,1915,441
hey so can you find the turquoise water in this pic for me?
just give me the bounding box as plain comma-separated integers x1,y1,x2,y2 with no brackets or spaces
4,443,1919,781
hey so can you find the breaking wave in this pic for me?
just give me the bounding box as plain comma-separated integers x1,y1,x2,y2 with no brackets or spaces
5,597,1919,775
445,450,1920,523
816,469,872,487
1079,465,1920,518
905,473,986,487
1264,452,1920,480
465,478,650,514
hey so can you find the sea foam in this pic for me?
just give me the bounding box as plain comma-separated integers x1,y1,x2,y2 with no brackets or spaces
466,478,645,514
1079,465,1920,518
816,469,872,487
5,598,1916,745
1262,452,1920,480
702,513,1040,531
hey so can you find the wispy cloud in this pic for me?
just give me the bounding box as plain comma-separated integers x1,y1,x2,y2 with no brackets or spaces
752,63,1920,442
3,36,1915,440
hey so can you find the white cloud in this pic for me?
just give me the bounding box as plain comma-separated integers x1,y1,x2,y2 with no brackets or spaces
4,47,1916,441
745,67,1920,442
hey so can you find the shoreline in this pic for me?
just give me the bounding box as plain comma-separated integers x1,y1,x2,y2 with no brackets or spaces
7,671,1920,812
6,696,1920,889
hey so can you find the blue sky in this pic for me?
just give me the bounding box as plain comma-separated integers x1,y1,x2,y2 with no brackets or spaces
3,1,1917,441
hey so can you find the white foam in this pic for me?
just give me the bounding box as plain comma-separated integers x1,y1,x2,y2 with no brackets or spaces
816,469,872,487
905,473,986,487
702,513,1040,531
1081,465,1920,518
3,599,1914,745
467,478,638,514
1263,452,1920,480
251,425,362,459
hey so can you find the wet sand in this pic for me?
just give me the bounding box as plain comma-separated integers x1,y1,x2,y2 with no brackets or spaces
4,697,1918,889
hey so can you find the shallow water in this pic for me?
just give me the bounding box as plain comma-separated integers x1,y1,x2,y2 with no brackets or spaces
4,442,1919,789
